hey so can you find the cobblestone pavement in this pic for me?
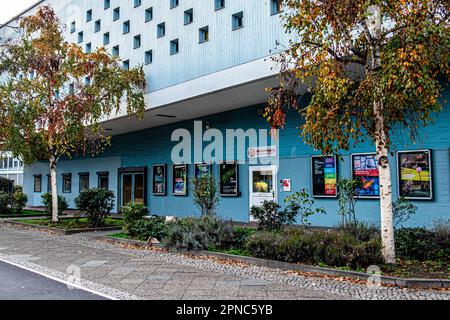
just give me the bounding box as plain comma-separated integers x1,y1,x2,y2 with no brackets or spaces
0,224,448,300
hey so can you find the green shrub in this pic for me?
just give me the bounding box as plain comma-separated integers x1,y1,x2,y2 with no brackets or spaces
0,192,11,214
41,193,69,217
192,175,220,216
245,229,383,269
393,197,417,229
338,221,380,242
122,202,148,235
162,215,234,250
11,189,28,214
395,227,435,261
74,188,115,227
431,219,450,261
0,177,13,193
128,217,168,241
284,189,326,227
250,200,296,231
229,227,256,249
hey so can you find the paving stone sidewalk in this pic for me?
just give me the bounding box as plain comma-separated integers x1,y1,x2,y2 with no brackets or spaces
0,224,448,300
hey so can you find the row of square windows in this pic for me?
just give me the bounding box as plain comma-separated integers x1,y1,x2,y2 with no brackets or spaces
72,0,283,48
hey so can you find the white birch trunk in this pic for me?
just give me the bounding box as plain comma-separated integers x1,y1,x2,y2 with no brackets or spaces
49,156,59,223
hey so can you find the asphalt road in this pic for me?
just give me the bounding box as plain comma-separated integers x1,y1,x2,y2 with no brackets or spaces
0,260,107,300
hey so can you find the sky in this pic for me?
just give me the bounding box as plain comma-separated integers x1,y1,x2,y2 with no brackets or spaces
0,0,37,24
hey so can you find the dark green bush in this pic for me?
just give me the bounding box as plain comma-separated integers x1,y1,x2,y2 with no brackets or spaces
41,193,69,217
337,221,380,242
11,189,28,214
395,227,435,261
128,217,168,241
431,219,450,261
0,192,11,214
162,215,234,250
245,228,383,269
250,200,296,231
122,202,148,234
74,188,115,227
229,227,256,249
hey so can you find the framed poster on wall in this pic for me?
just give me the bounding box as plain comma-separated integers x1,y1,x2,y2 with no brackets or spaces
195,163,212,179
311,156,338,198
173,164,188,196
152,164,167,196
397,150,433,200
351,153,380,198
220,162,239,197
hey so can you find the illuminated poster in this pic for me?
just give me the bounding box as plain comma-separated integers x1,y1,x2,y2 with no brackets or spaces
173,164,188,196
220,162,239,197
398,150,433,200
195,163,212,179
312,156,337,197
352,154,380,198
152,164,166,196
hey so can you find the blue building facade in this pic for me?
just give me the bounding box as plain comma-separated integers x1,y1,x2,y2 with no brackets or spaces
2,0,449,228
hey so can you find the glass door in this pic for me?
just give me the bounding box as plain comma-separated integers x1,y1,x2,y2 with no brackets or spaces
249,165,278,221
121,172,145,206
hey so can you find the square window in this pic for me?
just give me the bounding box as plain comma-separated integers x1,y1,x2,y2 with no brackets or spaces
184,9,193,25
86,9,93,22
95,20,101,32
134,35,141,49
134,0,142,8
78,31,84,43
170,39,179,55
145,50,153,65
70,21,76,33
232,12,244,30
157,23,166,38
270,0,283,15
79,173,90,192
104,0,111,10
123,60,130,70
98,172,109,189
103,32,110,45
123,20,130,34
112,45,120,57
62,174,72,193
113,7,120,21
86,42,92,53
170,0,179,9
145,7,153,22
199,26,209,43
215,0,225,10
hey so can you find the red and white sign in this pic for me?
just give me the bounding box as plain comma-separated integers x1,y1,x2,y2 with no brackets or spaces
248,146,277,159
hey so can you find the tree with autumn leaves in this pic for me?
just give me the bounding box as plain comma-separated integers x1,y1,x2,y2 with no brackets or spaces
0,6,146,222
266,0,449,263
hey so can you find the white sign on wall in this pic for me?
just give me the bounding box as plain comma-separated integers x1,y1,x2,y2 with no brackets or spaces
248,146,277,159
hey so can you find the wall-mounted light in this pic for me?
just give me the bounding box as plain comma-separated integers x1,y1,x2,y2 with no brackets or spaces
205,121,212,130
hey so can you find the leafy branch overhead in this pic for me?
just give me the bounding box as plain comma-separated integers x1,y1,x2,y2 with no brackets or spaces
265,0,449,155
0,6,147,164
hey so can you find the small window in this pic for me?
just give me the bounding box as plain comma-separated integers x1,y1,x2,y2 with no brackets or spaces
34,175,42,193
62,174,72,193
199,26,209,43
103,32,110,45
113,7,120,21
112,45,120,57
134,0,142,8
170,39,179,55
86,9,93,22
123,20,130,34
78,31,84,43
184,9,193,25
145,50,153,65
97,172,109,189
85,42,92,53
270,0,283,15
157,23,166,38
95,19,101,32
145,7,153,22
104,0,111,9
215,0,225,10
70,21,76,33
232,12,244,30
170,0,179,9
79,173,90,192
123,60,130,70
134,35,141,49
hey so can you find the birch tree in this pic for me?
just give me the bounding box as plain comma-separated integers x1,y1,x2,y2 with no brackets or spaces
0,6,147,222
265,0,449,263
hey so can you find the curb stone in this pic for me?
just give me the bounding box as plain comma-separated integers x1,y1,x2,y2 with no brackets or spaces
97,235,450,290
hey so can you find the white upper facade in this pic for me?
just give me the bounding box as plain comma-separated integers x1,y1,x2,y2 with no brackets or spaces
1,0,289,134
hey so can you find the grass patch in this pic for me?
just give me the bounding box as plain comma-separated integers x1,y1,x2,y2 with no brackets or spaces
109,232,131,240
208,247,252,257
17,217,123,230
0,210,46,217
